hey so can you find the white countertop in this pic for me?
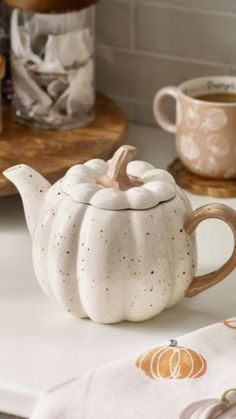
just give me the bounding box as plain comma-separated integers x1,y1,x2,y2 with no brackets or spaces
0,125,236,418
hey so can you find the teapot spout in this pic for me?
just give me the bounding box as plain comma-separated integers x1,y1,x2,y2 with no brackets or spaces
3,164,51,237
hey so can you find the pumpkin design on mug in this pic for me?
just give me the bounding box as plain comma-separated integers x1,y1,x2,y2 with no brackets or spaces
191,156,219,178
135,340,207,379
186,107,200,129
201,108,227,133
206,134,230,157
204,156,219,177
180,133,200,160
153,76,236,179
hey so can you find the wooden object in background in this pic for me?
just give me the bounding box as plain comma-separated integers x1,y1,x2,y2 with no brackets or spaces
168,158,236,198
0,94,128,196
4,0,99,12
0,56,5,80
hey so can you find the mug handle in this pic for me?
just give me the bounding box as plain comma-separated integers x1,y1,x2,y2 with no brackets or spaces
153,86,178,134
185,203,236,298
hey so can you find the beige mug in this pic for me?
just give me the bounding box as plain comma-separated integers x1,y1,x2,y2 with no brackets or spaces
153,76,236,179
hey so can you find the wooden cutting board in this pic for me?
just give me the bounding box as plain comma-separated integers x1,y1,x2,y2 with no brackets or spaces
0,94,128,196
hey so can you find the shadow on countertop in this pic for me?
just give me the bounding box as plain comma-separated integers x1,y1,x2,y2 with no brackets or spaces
0,414,26,419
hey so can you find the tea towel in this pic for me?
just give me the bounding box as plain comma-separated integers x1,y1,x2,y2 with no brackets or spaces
31,317,236,419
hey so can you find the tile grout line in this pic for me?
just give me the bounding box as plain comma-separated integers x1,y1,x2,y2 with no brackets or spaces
104,0,236,18
96,44,231,70
107,93,176,110
111,94,152,106
130,2,135,52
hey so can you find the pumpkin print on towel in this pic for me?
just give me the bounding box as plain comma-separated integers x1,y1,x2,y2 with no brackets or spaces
222,317,236,329
135,339,207,379
180,388,236,419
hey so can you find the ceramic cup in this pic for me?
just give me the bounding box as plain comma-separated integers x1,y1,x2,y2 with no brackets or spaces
153,76,236,179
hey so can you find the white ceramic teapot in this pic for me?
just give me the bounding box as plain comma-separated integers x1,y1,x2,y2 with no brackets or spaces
4,145,236,324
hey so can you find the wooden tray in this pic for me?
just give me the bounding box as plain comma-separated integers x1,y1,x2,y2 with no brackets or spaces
0,94,128,196
168,158,236,198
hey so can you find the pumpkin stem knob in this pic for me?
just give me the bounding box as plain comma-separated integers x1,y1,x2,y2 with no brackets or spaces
221,389,236,405
97,145,143,191
169,339,178,348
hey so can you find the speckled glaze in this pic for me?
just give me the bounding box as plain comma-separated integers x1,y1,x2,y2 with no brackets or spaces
3,153,198,323
34,182,196,323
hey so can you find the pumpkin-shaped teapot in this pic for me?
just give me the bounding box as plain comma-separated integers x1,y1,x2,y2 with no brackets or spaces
4,145,236,323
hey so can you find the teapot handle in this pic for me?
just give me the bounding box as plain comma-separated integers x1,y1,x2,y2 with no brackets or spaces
184,203,236,298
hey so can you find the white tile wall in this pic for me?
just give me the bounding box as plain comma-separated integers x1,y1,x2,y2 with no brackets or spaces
96,0,236,125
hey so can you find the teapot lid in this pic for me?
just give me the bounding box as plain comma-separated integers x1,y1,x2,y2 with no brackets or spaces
61,145,176,210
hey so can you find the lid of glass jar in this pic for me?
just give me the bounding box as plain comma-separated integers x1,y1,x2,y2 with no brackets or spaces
61,145,177,210
4,0,99,12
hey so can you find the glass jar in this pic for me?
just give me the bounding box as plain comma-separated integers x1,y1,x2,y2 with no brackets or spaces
0,1,13,105
10,6,95,130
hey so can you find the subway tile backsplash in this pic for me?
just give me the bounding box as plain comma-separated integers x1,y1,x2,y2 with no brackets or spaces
96,1,132,48
135,5,236,65
96,0,236,125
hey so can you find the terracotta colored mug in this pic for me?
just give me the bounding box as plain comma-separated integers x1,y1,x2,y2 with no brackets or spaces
153,76,236,179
